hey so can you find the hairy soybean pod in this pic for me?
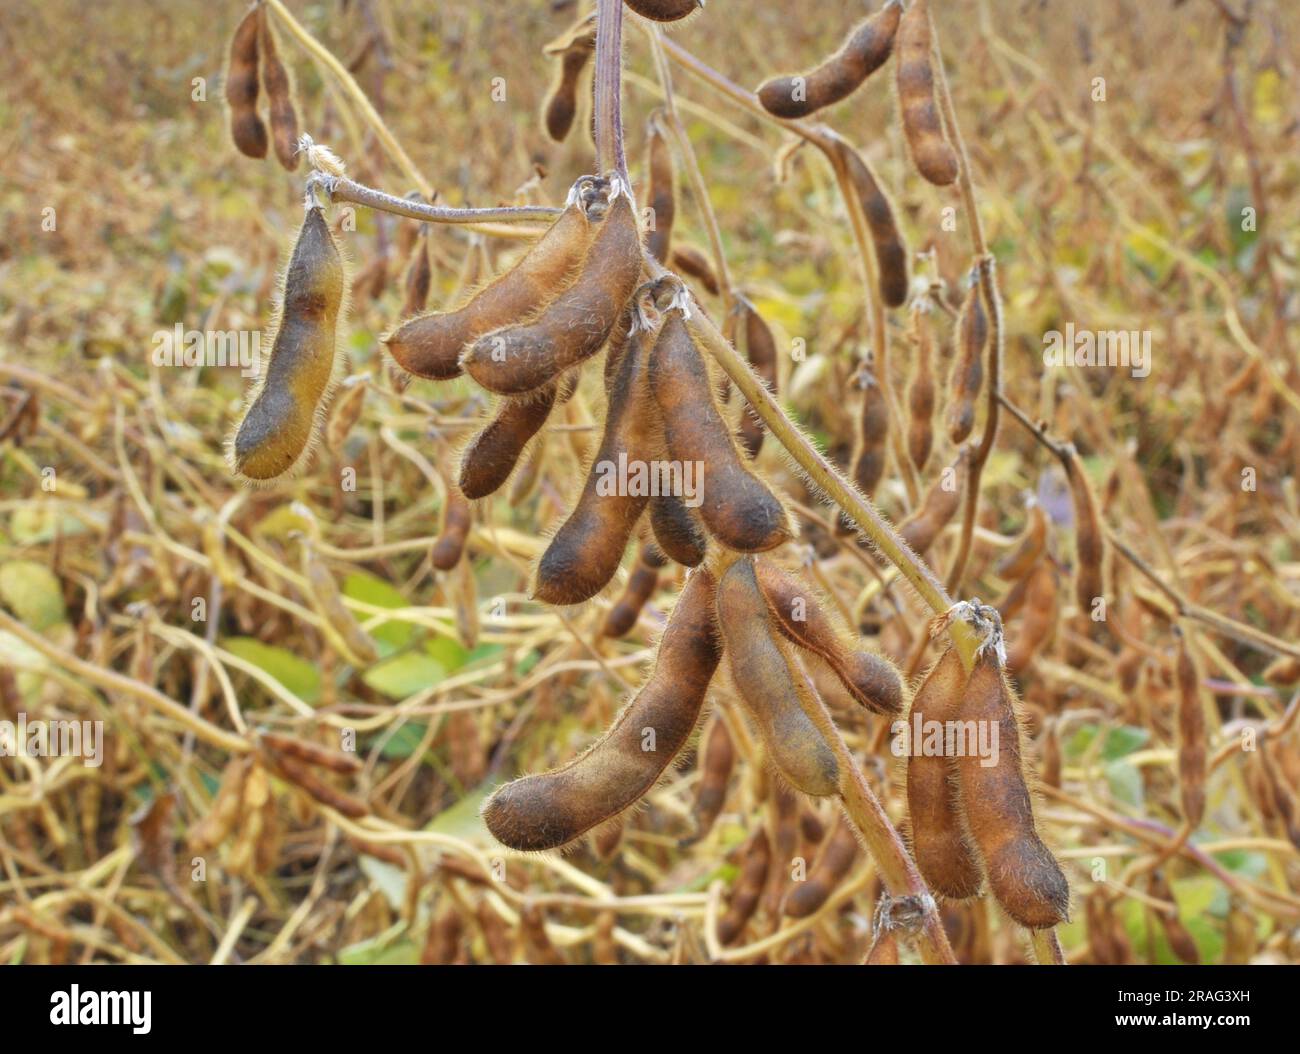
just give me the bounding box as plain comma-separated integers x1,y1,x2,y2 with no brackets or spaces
302,546,379,667
718,828,770,945
895,0,959,186
483,567,721,851
431,487,471,571
757,1,900,118
650,493,708,566
906,647,983,899
543,28,596,142
851,363,889,498
401,231,432,317
1175,628,1207,829
692,717,734,840
601,545,661,638
907,301,936,471
1149,870,1199,964
232,207,344,481
385,179,597,380
763,782,800,916
645,114,676,263
458,384,558,499
718,559,839,797
532,293,663,605
955,654,1070,929
652,312,792,552
735,297,778,459
1065,447,1107,620
463,188,643,395
258,10,300,171
1005,561,1057,674
625,0,702,21
225,4,266,159
837,142,909,308
995,502,1047,581
783,814,860,917
260,732,362,775
899,446,968,555
946,278,987,444
670,243,721,296
753,558,903,715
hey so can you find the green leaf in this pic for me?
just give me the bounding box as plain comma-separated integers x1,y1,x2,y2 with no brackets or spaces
362,652,444,699
427,783,494,844
222,637,322,705
343,571,412,648
375,721,428,760
425,635,468,672
0,561,67,631
1105,759,1144,808
1101,725,1150,760
338,926,418,966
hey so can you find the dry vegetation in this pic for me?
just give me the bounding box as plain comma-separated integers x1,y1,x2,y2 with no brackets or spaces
1,0,1298,966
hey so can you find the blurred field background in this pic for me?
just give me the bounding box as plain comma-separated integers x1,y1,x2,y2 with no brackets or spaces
0,0,1298,965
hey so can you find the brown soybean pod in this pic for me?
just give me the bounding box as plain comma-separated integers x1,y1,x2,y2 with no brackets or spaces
1149,870,1199,964
954,654,1070,929
231,206,344,481
302,546,380,666
401,230,432,317
783,813,860,917
543,30,595,142
1175,628,1206,829
260,732,361,774
431,487,471,571
521,905,565,965
225,4,267,159
257,8,300,171
691,716,734,840
905,647,983,898
762,782,800,917
669,243,721,296
458,385,558,500
645,114,676,264
895,0,959,186
907,301,936,472
483,568,721,851
752,558,903,715
898,446,968,555
384,181,596,380
649,493,708,566
272,753,368,818
651,312,792,552
864,928,900,964
837,142,909,308
756,1,900,118
718,828,770,945
532,296,663,605
463,189,644,395
850,363,889,498
625,0,702,22
736,297,778,459
601,546,661,638
1005,561,1057,674
995,502,1048,581
1065,447,1107,620
717,559,839,797
945,278,987,444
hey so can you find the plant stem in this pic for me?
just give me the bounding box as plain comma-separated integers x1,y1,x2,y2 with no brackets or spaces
327,176,558,225
593,0,628,184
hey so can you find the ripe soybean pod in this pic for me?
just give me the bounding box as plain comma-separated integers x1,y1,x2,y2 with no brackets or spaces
717,558,839,797
783,812,860,918
894,0,959,186
995,501,1048,581
231,204,346,482
645,111,676,264
762,781,800,916
601,544,663,638
906,299,936,472
482,567,721,851
225,3,267,159
649,493,708,566
752,557,903,715
691,716,734,840
401,229,432,317
431,486,472,571
850,360,889,498
1174,626,1207,829
532,283,665,605
954,648,1070,929
384,176,601,380
946,275,988,444
898,445,969,555
718,828,770,945
1064,445,1108,621
257,8,300,171
652,302,793,552
905,647,982,898
734,296,778,460
835,141,909,308
458,384,558,500
757,1,900,118
300,541,379,667
1005,561,1058,674
669,243,721,296
463,180,644,395
625,0,703,22
542,24,596,142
